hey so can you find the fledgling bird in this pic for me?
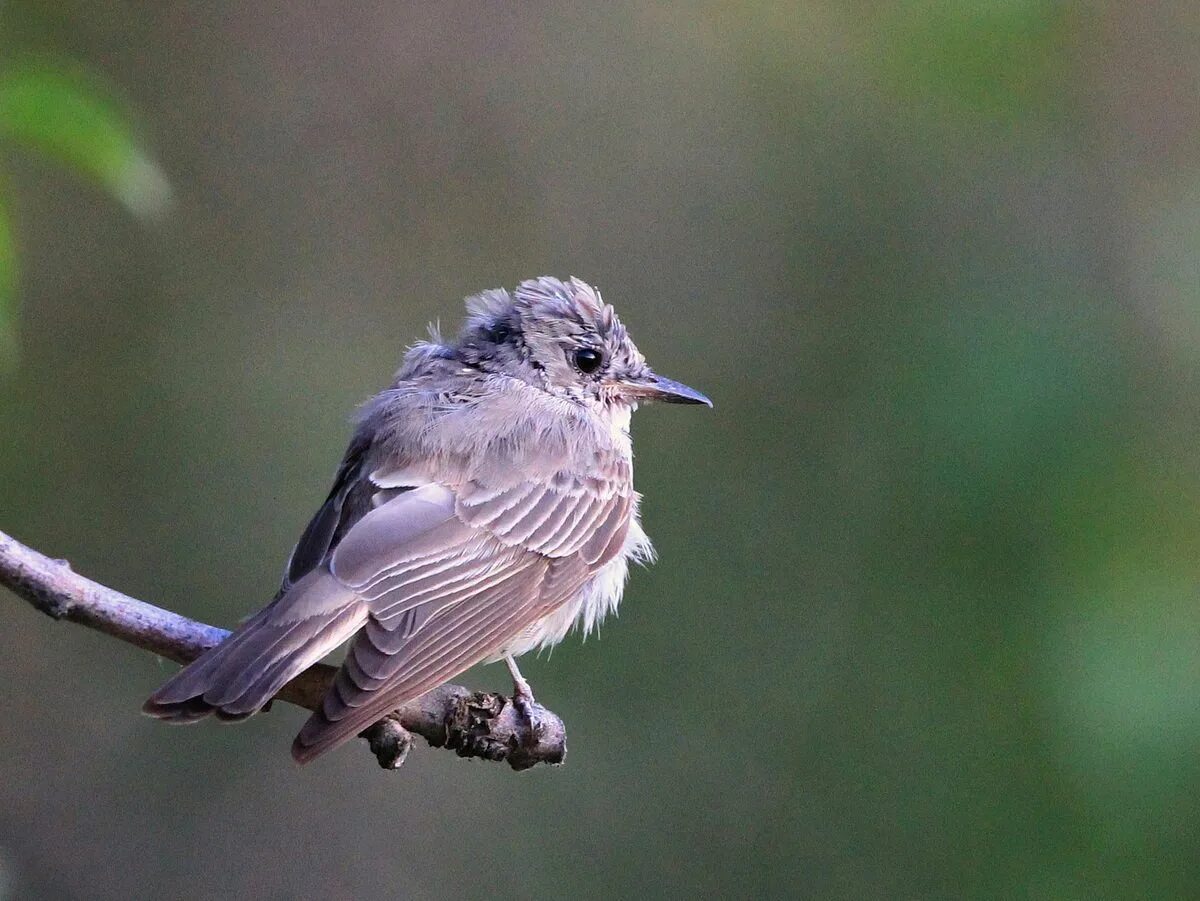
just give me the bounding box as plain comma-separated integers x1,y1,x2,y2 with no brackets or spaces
144,276,710,763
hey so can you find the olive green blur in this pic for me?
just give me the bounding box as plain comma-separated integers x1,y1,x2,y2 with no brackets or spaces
2,3,1198,899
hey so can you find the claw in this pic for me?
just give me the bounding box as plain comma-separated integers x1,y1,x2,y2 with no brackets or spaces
512,684,536,720
504,655,543,744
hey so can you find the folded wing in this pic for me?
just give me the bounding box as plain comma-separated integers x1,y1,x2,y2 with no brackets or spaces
290,467,630,762
142,483,460,723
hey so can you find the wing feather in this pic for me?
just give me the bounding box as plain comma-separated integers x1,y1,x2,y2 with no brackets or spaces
293,554,592,761
581,492,633,566
540,491,606,556
285,464,632,762
280,433,374,593
329,484,463,587
456,473,629,560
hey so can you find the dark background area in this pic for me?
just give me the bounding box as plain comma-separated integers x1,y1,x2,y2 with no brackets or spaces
2,3,1199,898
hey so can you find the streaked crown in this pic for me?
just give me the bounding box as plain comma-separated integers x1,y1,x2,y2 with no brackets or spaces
455,276,648,403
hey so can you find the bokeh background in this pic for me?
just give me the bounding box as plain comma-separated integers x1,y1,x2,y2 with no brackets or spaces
2,3,1198,898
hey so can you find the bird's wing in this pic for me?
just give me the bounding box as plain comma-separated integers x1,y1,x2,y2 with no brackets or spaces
290,466,631,762
143,481,464,721
278,431,377,594
293,553,590,762
453,468,634,566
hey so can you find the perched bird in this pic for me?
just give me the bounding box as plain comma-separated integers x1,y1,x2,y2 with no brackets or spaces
144,276,710,763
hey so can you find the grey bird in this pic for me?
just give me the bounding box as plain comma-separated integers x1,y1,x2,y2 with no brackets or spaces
144,276,710,763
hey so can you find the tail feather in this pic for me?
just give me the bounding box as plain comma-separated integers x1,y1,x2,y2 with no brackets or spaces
143,571,365,723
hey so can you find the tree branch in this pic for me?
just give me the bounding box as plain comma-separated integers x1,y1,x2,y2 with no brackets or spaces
0,528,566,771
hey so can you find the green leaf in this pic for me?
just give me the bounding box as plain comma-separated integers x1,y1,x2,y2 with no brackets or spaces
0,61,170,218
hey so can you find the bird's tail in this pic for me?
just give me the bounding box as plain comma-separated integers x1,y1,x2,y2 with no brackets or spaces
143,572,366,723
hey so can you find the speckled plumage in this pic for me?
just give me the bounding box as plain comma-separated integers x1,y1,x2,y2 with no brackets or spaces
143,276,708,763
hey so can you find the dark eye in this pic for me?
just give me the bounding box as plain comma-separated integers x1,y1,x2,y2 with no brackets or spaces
486,321,511,344
574,347,604,374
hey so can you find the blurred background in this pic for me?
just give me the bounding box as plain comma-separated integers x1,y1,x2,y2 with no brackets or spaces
1,2,1198,898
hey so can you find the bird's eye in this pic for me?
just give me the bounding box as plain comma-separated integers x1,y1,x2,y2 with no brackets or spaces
487,321,511,344
573,347,604,374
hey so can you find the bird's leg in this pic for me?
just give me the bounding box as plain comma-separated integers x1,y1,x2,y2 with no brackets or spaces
504,654,548,747
504,654,537,721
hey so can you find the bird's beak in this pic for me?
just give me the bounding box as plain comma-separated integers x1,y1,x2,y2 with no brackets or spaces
617,371,712,406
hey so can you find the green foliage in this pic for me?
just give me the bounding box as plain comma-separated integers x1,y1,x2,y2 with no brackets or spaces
0,59,168,366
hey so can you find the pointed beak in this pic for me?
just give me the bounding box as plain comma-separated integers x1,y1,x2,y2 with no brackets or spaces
618,371,712,407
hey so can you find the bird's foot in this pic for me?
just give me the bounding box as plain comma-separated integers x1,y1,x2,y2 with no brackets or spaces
503,655,546,747
511,674,536,719
510,676,548,746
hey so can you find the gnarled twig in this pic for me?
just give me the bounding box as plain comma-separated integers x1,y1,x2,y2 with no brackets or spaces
0,528,566,771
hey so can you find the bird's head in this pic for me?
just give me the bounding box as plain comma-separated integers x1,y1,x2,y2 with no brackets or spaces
455,276,711,410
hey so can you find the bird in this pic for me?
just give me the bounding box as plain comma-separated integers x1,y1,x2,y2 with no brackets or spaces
143,276,710,763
